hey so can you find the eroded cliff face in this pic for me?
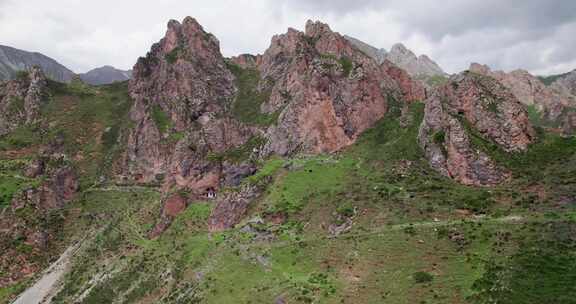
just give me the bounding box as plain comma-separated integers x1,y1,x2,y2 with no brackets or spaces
469,63,575,122
258,21,424,156
0,66,47,135
122,17,253,196
418,72,535,186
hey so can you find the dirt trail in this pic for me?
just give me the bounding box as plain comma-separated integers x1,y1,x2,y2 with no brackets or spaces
12,240,83,304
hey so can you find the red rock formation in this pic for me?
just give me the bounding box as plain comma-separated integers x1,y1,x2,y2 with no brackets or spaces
12,166,78,211
123,18,435,233
469,63,575,121
257,20,421,156
419,72,535,186
382,60,427,102
122,17,253,194
0,66,47,135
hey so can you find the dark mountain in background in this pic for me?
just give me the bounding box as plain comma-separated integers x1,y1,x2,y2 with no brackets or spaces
0,45,75,82
79,65,132,85
0,45,131,85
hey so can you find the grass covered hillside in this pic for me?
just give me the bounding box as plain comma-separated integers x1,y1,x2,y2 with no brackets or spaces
0,79,134,302
2,84,574,304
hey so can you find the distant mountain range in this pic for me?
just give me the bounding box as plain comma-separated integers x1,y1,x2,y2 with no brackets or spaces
0,44,131,85
79,65,132,85
344,35,447,78
0,45,75,82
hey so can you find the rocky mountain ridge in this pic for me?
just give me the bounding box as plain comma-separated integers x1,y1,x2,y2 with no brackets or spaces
344,36,446,78
121,17,427,233
418,71,535,186
469,63,576,135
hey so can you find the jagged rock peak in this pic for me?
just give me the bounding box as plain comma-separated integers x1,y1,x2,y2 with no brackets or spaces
257,20,425,156
305,20,333,36
390,43,414,56
159,16,222,62
123,16,249,194
342,35,388,63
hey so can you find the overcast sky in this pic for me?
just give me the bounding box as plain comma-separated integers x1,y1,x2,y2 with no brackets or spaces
0,0,574,75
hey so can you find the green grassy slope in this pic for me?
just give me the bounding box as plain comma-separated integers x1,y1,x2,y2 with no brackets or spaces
0,80,134,303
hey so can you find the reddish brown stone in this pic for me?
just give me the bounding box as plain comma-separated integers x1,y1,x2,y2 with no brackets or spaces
419,72,535,186
163,194,188,218
469,63,575,121
258,20,421,156
381,60,427,102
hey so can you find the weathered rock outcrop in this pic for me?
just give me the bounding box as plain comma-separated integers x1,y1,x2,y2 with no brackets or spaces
11,135,79,211
381,60,426,103
419,72,536,186
0,66,47,135
11,166,78,211
122,17,253,196
469,63,575,121
258,21,424,156
123,18,429,234
550,69,576,98
342,35,388,64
